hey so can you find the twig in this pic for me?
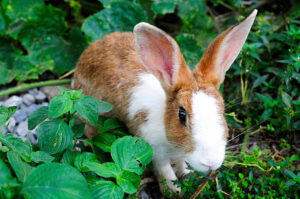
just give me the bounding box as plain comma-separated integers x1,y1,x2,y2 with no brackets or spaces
215,176,232,197
0,79,72,97
190,171,216,199
59,69,76,79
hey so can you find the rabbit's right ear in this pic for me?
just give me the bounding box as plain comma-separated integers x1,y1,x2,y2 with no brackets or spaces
134,22,192,91
193,10,257,89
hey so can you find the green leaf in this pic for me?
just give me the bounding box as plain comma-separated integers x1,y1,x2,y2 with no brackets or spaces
0,9,6,35
86,162,122,178
281,91,292,108
74,152,99,172
116,170,141,194
175,34,204,68
260,109,272,123
151,1,176,15
0,133,32,162
0,105,17,126
7,151,32,182
48,94,73,118
82,1,147,42
62,150,80,165
93,133,117,152
21,163,91,199
0,62,14,85
0,158,14,184
75,96,99,126
90,181,124,199
252,75,269,89
98,101,114,113
72,123,85,138
104,118,123,131
111,136,153,175
31,151,54,163
37,120,73,154
28,106,48,130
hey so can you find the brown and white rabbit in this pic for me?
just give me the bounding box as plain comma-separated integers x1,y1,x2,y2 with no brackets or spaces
73,10,257,192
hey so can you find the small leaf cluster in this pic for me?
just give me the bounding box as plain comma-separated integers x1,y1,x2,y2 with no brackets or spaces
0,88,153,199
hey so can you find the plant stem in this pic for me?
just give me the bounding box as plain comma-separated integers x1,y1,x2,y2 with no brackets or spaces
0,79,72,97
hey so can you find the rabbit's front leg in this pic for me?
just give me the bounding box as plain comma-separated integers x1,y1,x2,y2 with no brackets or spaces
153,153,181,193
174,158,191,177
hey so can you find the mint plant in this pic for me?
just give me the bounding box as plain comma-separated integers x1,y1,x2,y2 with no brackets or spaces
0,87,153,199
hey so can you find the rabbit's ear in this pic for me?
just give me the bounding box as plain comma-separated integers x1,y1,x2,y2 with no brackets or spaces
194,10,257,88
134,22,192,90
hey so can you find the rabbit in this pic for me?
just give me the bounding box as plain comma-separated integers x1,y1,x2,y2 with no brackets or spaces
73,9,257,193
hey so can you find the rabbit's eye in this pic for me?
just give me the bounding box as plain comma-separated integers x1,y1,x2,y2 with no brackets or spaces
178,106,186,126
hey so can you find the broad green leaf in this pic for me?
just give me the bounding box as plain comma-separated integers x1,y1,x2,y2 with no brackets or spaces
0,62,14,85
0,105,17,126
75,96,99,126
48,94,73,118
281,91,292,108
7,151,33,182
86,162,122,178
2,0,44,38
22,163,91,199
0,159,14,184
0,133,32,162
28,106,48,130
0,9,6,35
90,181,124,199
2,0,44,22
62,150,80,165
31,151,54,163
103,118,123,131
98,0,120,8
175,33,204,68
152,1,176,15
98,101,114,113
116,170,141,194
72,123,85,138
111,136,153,175
37,120,73,154
93,133,117,152
74,152,99,172
82,1,147,42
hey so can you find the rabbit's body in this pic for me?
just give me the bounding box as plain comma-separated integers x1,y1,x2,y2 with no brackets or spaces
74,10,257,193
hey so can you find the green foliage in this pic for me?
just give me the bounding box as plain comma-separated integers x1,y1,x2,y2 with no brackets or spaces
0,89,153,198
0,0,299,198
175,147,299,198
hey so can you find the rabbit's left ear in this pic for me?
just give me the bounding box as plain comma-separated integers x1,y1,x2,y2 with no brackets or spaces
194,10,257,88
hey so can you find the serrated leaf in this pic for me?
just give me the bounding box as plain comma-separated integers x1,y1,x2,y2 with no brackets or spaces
111,136,153,175
31,151,54,163
37,119,73,154
116,170,141,194
75,96,99,126
93,133,117,152
90,181,124,199
7,151,33,182
21,163,91,199
86,162,122,178
48,94,73,118
0,105,17,126
74,152,99,172
28,106,48,130
0,133,32,162
98,101,114,113
82,1,147,42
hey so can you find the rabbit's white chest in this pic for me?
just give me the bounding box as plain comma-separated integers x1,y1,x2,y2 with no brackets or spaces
128,73,168,146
